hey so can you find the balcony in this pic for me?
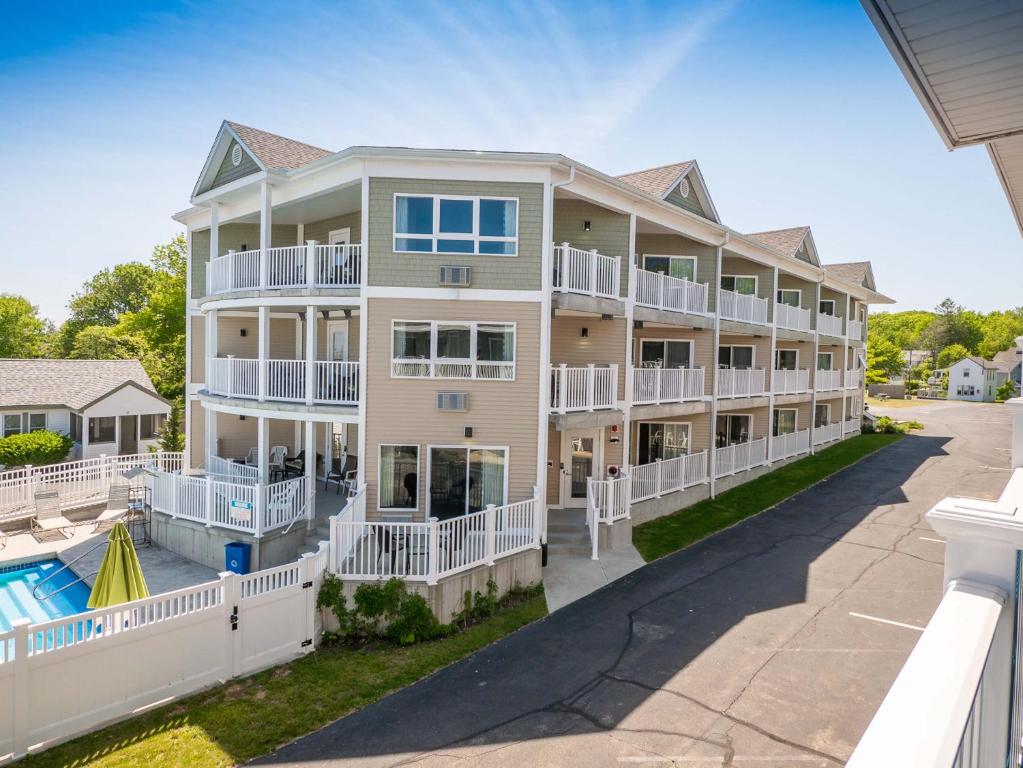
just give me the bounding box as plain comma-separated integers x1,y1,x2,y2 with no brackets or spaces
207,357,359,406
205,243,362,296
816,312,844,337
770,428,811,461
772,368,810,395
550,364,618,413
845,369,863,389
812,422,843,446
629,451,709,502
552,244,620,300
843,417,860,434
815,369,842,391
716,367,767,399
847,318,864,341
632,366,705,405
774,302,812,332
718,288,769,325
634,268,709,315
714,438,767,478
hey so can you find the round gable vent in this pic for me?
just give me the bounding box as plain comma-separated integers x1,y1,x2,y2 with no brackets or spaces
231,144,242,167
678,177,690,198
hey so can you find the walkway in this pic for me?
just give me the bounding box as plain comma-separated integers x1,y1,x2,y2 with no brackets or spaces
255,401,1010,767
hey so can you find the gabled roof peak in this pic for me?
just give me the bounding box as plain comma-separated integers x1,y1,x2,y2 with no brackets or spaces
616,161,695,198
223,121,333,170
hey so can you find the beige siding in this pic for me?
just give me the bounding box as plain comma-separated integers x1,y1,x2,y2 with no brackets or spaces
189,400,205,467
546,425,560,505
716,405,770,441
820,287,849,320
721,252,774,305
315,314,361,360
367,178,543,290
364,298,542,520
632,326,714,396
550,316,628,400
773,339,814,373
190,315,205,383
817,343,843,370
552,198,631,297
635,232,718,310
632,410,712,458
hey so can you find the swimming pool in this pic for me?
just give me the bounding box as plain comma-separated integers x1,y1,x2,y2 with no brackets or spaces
0,559,91,631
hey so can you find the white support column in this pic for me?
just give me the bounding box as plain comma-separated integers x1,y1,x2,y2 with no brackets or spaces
257,416,269,484
207,308,218,365
842,293,851,428
81,415,90,460
810,281,822,454
258,306,269,402
304,419,316,528
136,414,141,453
622,214,636,479
767,266,779,465
1008,397,1023,469
536,178,555,548
305,305,316,406
709,241,724,496
114,417,121,457
258,181,272,289
205,407,216,465
306,240,318,287
208,202,220,296
357,170,370,493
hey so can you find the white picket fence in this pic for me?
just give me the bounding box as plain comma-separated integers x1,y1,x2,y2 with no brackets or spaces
630,451,709,503
772,368,810,395
550,364,618,412
634,268,709,315
0,453,184,519
0,546,329,762
718,288,769,324
813,422,844,446
770,429,811,462
552,243,620,299
717,367,767,398
632,366,705,404
774,302,811,332
206,243,362,295
714,438,767,478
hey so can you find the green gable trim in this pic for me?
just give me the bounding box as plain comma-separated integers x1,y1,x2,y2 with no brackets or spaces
207,139,260,191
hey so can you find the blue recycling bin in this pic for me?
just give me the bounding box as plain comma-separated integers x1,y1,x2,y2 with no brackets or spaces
225,541,251,575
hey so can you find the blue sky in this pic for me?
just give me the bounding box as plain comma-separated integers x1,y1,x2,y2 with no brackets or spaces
0,0,1018,322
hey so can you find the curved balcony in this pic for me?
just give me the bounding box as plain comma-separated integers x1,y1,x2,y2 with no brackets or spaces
205,243,362,296
206,356,359,406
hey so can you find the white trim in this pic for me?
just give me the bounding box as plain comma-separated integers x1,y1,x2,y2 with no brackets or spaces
637,338,695,369
775,347,800,370
815,401,832,427
776,288,802,306
772,407,799,435
392,193,519,257
819,298,836,316
328,227,351,246
197,394,359,423
363,286,543,302
721,274,758,295
425,444,510,518
390,319,517,381
636,420,692,464
718,344,756,369
641,254,697,281
200,296,361,311
817,351,834,370
327,319,350,362
716,412,754,446
377,443,420,513
559,429,601,508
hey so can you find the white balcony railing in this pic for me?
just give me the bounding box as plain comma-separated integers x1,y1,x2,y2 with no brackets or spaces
770,428,811,462
812,422,843,446
714,438,767,478
205,243,363,295
552,243,620,300
845,369,863,389
843,417,860,434
774,302,811,332
632,366,705,405
550,364,618,413
716,367,767,398
847,318,864,341
206,357,359,405
630,451,709,502
815,369,843,391
718,288,769,325
390,358,515,380
817,312,844,337
634,268,709,315
772,368,810,395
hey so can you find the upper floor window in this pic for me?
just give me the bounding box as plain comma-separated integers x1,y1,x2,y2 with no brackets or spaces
392,320,515,380
394,195,518,256
642,255,696,281
721,275,757,295
777,289,800,307
819,299,836,316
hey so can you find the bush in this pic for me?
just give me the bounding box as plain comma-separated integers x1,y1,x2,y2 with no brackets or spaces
317,575,442,646
0,430,72,468
996,380,1018,403
870,416,923,434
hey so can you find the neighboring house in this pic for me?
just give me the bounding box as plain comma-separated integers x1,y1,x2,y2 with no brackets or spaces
0,359,171,460
992,344,1022,388
946,357,1011,402
167,119,893,571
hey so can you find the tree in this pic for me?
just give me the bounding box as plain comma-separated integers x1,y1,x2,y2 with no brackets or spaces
978,308,1023,359
867,310,935,350
867,337,904,384
996,379,1018,402
937,343,971,369
156,396,185,453
68,324,141,360
58,262,156,355
0,294,52,358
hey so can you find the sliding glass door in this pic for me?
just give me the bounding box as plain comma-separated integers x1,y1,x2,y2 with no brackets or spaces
428,446,507,519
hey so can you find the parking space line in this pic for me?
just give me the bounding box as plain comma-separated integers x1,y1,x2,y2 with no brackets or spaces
919,536,945,544
849,612,925,632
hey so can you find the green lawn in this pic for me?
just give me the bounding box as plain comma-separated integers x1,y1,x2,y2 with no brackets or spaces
632,433,903,562
26,594,548,768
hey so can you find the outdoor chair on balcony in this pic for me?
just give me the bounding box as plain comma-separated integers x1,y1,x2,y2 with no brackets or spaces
325,451,348,493
340,469,358,497
31,490,75,541
243,447,258,467
373,519,410,575
268,446,288,482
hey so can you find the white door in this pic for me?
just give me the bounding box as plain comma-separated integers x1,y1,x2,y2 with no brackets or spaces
560,429,602,508
327,319,349,362
328,227,350,246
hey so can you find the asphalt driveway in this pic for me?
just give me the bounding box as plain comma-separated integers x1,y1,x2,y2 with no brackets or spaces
255,401,1011,767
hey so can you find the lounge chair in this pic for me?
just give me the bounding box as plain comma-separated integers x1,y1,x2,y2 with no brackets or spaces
31,490,75,540
91,483,133,532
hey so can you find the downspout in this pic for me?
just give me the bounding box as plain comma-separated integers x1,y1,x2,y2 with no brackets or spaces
709,233,727,498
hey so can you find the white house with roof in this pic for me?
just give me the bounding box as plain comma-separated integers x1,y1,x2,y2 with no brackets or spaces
946,356,1011,402
0,359,171,460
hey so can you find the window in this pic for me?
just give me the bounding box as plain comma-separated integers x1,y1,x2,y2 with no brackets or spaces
639,339,692,369
963,367,971,378
817,352,833,370
718,345,755,369
379,445,419,511
70,413,80,442
140,414,165,440
89,416,116,443
772,408,797,436
814,403,831,427
394,195,518,256
777,289,801,307
2,414,20,437
642,255,696,281
716,414,751,447
428,446,507,519
819,299,836,316
775,349,798,371
721,275,757,295
27,413,46,432
392,321,515,380
637,422,690,464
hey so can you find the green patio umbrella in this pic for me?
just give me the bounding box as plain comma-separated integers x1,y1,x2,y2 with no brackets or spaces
87,521,150,609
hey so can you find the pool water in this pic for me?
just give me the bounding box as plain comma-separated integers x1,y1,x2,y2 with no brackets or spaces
0,559,91,631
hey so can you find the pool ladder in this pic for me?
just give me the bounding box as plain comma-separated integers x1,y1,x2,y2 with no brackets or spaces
32,536,107,602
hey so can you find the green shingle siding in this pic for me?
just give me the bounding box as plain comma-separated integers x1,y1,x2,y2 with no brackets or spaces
189,222,297,298
553,199,631,297
207,140,260,191
367,178,543,290
305,211,361,245
721,252,775,315
664,178,707,218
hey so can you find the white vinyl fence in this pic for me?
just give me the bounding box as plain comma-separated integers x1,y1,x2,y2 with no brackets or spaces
714,438,767,478
632,366,705,404
813,422,843,446
0,546,329,762
815,369,843,391
634,268,709,315
817,312,844,337
770,429,811,462
717,367,767,398
772,368,810,395
550,364,618,412
718,288,769,325
552,243,620,299
629,451,709,502
844,417,861,434
774,302,811,332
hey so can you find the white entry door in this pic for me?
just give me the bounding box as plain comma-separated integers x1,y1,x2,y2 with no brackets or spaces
327,319,349,362
560,428,602,508
328,227,351,247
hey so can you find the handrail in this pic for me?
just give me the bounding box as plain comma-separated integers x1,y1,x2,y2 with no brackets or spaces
32,533,114,600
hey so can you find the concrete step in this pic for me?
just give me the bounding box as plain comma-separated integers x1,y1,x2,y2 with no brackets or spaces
548,544,594,557
548,508,587,525
547,532,591,548
547,522,588,534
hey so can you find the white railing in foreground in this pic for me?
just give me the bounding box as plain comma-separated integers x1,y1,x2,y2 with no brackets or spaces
206,249,260,295
0,545,329,762
634,268,709,315
207,357,360,405
847,318,864,341
0,452,184,517
315,244,361,287
207,356,258,399
630,451,708,502
205,243,363,295
717,367,767,398
331,488,541,584
632,366,705,404
772,368,810,395
817,312,844,337
774,302,811,332
553,243,621,299
719,288,769,324
770,429,810,462
550,364,618,412
815,369,842,391
812,422,843,446
586,475,630,560
714,438,767,478
843,417,860,434
206,454,259,483
845,369,863,389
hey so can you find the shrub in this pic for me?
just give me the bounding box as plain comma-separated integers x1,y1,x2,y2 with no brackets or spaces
996,380,1018,403
871,416,922,434
0,430,72,468
317,575,441,646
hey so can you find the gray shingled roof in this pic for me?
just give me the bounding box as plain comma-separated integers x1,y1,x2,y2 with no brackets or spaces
616,161,694,198
748,227,810,257
0,359,160,410
823,262,871,286
226,121,333,170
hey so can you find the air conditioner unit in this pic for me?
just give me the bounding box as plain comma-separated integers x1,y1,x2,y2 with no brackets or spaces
437,392,469,412
439,265,471,287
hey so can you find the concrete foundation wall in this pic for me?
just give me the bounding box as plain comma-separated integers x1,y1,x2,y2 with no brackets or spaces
631,484,711,525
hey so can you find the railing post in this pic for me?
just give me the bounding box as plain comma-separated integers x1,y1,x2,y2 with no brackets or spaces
531,487,542,548
586,363,596,411
654,367,661,404
427,517,439,585
254,483,265,538
557,363,567,413
306,239,318,287
205,476,213,527
226,249,235,291
11,618,29,760
610,363,619,407
589,248,598,296
485,504,497,565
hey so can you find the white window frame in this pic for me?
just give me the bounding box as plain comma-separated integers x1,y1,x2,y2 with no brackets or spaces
815,402,831,427
718,344,756,369
2,413,21,437
391,320,516,381
773,407,798,436
425,444,510,519
721,274,758,295
819,299,836,316
393,194,519,257
378,444,420,513
817,351,833,370
716,413,753,446
774,348,799,370
637,420,692,463
27,412,47,432
638,338,694,369
776,288,801,306
641,254,697,281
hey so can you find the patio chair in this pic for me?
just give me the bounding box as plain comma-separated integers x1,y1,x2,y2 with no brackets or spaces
31,490,75,541
91,483,133,532
268,445,288,482
325,451,347,493
243,447,258,466
340,469,358,497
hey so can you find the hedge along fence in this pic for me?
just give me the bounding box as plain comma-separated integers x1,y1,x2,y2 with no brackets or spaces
0,431,72,469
